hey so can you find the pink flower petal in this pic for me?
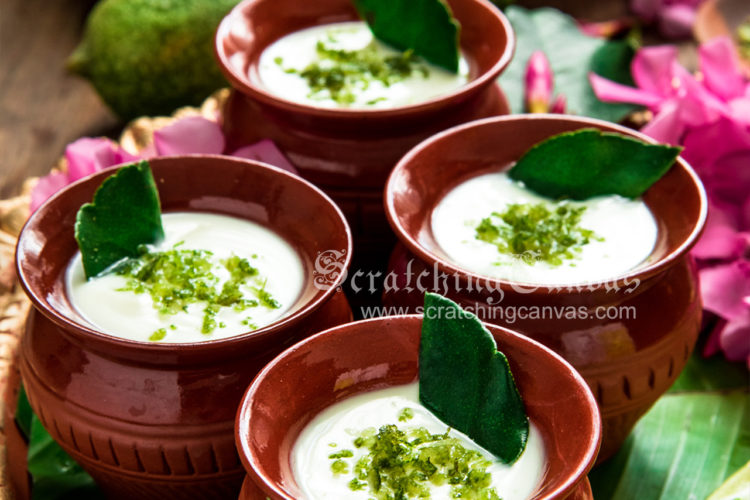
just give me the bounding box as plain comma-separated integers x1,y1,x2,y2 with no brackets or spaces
630,0,660,22
550,93,567,114
690,196,750,261
672,63,729,127
742,197,750,231
719,313,750,365
640,100,686,143
114,147,140,165
729,97,750,126
588,72,663,108
699,260,750,320
632,45,680,97
658,4,697,39
525,51,553,113
681,116,750,178
65,138,118,180
704,149,750,208
691,222,745,261
30,172,69,212
231,139,299,174
153,116,225,156
699,36,747,101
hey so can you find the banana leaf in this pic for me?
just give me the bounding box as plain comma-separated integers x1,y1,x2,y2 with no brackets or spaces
590,343,750,500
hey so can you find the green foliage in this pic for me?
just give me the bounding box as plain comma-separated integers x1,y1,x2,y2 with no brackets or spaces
508,129,681,200
353,0,460,72
419,293,528,464
498,6,637,121
75,161,164,279
590,343,750,500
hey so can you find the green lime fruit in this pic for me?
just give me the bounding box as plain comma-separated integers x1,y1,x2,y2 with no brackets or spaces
68,0,240,120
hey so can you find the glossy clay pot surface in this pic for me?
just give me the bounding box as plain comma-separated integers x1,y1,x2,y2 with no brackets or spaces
215,0,514,247
235,316,601,500
383,115,707,461
15,156,353,500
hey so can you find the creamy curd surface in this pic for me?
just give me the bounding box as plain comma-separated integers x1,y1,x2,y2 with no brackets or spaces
257,22,470,109
66,212,305,343
292,383,545,500
431,172,658,284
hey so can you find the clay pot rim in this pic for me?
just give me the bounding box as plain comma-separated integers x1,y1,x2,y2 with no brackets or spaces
15,154,353,354
384,113,708,293
213,0,515,120
235,314,602,500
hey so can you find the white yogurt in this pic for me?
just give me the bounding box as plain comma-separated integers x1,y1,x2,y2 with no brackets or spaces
257,21,470,109
66,212,305,343
293,383,545,500
431,172,658,284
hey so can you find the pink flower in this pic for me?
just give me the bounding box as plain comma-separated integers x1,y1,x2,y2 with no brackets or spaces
152,116,226,156
150,116,297,173
30,117,297,212
699,261,750,367
524,51,566,114
30,138,137,211
630,0,705,39
589,41,735,144
591,36,750,365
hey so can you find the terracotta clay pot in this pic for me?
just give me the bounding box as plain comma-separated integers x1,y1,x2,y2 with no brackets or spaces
214,0,515,250
15,156,353,499
382,115,707,461
235,315,602,499
4,357,30,499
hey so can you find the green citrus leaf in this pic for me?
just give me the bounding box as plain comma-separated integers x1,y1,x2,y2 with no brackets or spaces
352,0,460,72
419,293,529,463
74,161,164,279
508,129,682,200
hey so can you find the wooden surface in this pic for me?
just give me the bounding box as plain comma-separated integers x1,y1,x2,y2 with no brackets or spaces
0,0,119,200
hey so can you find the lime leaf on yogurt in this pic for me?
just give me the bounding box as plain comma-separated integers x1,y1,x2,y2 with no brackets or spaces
352,0,460,72
509,129,682,200
75,161,164,279
419,293,529,464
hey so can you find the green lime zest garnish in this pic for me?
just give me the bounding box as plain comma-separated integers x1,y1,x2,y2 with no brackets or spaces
149,328,167,341
330,424,501,499
398,407,414,422
113,246,280,339
277,33,429,105
476,202,601,266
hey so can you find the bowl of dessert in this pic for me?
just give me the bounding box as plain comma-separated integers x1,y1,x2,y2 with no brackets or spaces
235,294,601,499
14,155,353,499
383,114,707,461
214,0,515,251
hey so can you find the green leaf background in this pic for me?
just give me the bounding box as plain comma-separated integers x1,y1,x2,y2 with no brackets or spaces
589,338,750,500
498,6,637,121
